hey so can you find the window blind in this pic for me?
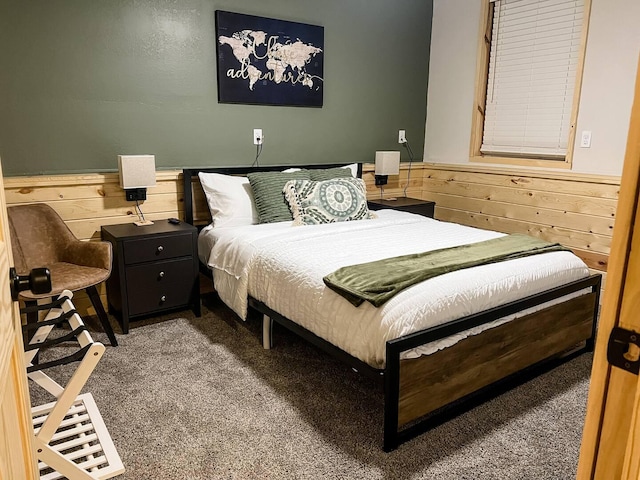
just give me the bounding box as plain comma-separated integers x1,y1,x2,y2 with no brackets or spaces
481,0,584,158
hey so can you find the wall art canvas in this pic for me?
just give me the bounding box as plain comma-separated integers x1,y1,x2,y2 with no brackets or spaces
215,10,324,107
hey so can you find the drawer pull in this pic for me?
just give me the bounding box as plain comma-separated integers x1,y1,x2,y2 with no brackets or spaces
160,295,166,302
158,271,165,278
157,245,164,253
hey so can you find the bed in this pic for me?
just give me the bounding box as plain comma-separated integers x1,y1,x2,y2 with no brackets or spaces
182,163,601,451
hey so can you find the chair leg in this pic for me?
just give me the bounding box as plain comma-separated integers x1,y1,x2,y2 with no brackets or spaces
85,286,118,347
23,300,39,363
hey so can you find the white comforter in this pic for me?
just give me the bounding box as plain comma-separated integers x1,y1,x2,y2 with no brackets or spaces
199,210,590,368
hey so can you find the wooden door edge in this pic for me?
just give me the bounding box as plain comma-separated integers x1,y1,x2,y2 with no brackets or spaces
577,54,640,479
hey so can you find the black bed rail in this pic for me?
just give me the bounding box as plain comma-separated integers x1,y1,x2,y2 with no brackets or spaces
248,297,384,384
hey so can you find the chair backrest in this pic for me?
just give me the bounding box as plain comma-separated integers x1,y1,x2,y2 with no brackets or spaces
7,204,78,273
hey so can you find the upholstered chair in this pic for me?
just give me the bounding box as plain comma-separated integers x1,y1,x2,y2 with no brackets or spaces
7,203,118,346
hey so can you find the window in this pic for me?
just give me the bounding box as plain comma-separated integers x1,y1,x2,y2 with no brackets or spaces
470,0,590,167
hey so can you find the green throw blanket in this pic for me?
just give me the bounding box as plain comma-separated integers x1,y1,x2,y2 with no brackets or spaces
323,234,571,307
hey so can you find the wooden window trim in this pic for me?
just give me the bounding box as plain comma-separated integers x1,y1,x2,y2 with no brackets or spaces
469,0,592,169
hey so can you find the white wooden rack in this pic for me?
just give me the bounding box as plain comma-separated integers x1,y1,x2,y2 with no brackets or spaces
23,290,124,480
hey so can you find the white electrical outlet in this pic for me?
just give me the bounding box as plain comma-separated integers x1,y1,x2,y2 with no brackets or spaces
253,129,263,145
398,130,406,144
580,130,591,148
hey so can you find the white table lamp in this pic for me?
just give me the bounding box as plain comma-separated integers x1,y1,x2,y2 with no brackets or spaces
374,151,400,187
118,154,156,226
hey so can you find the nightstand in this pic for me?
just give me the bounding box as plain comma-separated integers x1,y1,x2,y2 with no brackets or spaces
101,221,201,334
367,197,435,218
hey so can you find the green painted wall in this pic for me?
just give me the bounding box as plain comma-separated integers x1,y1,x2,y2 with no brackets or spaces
0,0,432,176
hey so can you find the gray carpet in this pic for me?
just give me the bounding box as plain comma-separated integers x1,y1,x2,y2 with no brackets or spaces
30,294,592,479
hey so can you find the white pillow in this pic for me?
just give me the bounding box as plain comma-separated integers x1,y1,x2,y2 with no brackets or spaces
285,165,358,176
198,172,258,227
345,163,358,177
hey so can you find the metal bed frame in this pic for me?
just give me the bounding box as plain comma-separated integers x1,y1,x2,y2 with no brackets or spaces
182,164,601,451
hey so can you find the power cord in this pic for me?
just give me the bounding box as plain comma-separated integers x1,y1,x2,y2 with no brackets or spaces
402,139,415,198
252,140,263,167
135,199,147,223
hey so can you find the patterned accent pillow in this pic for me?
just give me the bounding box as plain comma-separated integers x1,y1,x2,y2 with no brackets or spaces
283,177,376,226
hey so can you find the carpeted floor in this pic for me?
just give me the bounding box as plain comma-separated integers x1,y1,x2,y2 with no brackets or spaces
30,293,593,479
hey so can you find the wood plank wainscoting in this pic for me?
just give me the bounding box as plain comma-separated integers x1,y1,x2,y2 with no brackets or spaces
4,163,616,317
362,162,618,295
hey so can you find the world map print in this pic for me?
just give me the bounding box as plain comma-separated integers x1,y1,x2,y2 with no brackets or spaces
219,31,323,92
216,11,324,107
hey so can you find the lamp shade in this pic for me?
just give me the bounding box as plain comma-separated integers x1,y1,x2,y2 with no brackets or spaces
374,151,400,176
118,155,156,189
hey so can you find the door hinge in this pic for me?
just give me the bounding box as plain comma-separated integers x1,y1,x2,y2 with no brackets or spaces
607,327,640,375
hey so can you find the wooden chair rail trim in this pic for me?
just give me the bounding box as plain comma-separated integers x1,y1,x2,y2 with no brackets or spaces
419,162,621,185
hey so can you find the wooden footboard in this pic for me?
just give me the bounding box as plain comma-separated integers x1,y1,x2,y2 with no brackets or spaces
383,274,601,451
398,292,595,424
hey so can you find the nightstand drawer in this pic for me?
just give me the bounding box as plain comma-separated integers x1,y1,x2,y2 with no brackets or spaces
125,258,196,316
123,233,192,264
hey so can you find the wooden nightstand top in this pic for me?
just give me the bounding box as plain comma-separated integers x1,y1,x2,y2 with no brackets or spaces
367,197,433,208
101,220,196,240
367,197,435,218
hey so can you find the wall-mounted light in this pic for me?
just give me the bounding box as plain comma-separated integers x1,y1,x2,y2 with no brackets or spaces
118,154,156,226
374,151,400,187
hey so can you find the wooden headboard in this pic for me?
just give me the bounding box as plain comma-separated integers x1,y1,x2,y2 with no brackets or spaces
182,163,363,227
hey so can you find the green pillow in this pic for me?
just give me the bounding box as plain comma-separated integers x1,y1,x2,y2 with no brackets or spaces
247,170,311,223
283,177,375,225
307,167,353,181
